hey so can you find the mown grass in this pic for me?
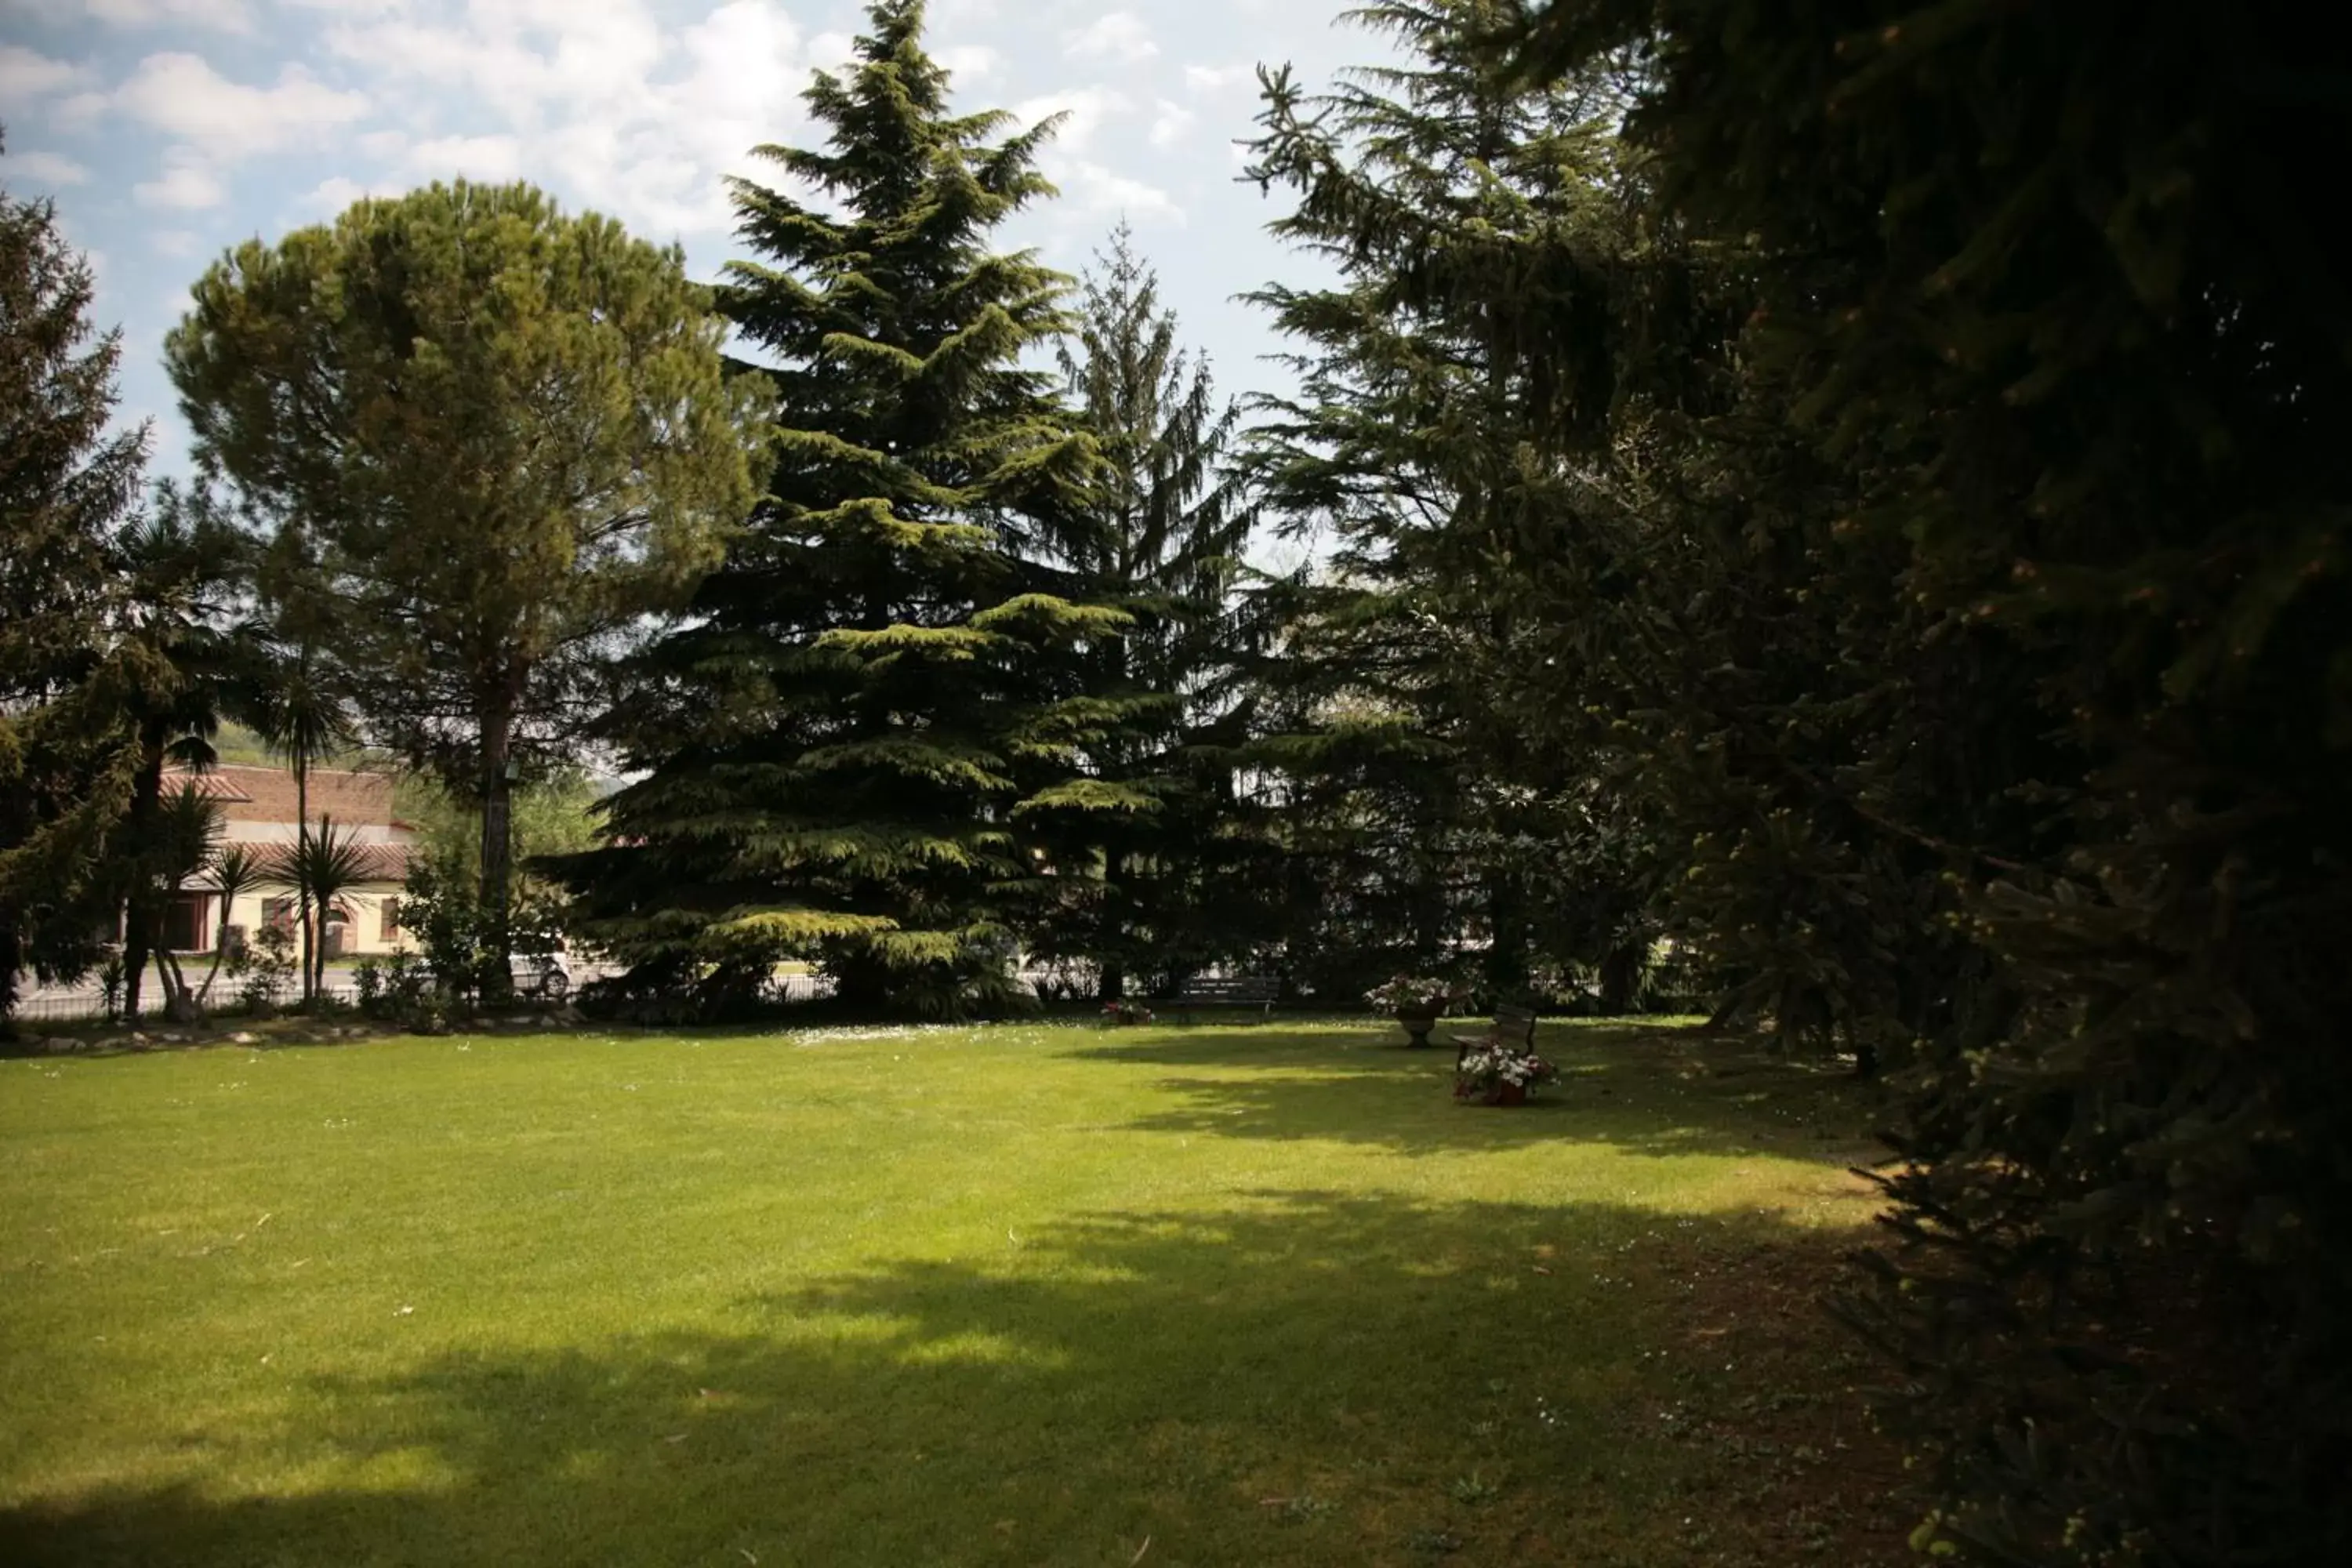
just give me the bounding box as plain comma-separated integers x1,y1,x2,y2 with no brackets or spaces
0,1016,1906,1566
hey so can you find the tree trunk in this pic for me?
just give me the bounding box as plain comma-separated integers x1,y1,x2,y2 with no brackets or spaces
120,900,145,1021
121,751,164,1022
480,697,515,1004
310,889,330,1006
1410,848,1446,971
829,949,891,1013
1598,941,1646,1015
0,921,20,1041
1849,1022,1881,1080
1485,874,1528,1000
1098,851,1127,1003
151,901,201,1024
295,760,316,1006
198,898,231,1004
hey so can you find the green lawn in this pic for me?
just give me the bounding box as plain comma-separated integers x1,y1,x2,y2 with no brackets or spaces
0,1018,1904,1566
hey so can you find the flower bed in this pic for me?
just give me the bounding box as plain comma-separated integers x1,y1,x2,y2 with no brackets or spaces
1454,1041,1559,1105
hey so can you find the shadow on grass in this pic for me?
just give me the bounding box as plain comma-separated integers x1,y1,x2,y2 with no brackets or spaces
1070,1022,1887,1164
0,1190,1906,1568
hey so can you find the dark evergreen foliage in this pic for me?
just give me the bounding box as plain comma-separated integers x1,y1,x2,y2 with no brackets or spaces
563,0,1112,1018
1,141,149,1033
1497,0,2352,1559
1021,223,1265,999
1239,1,1661,1005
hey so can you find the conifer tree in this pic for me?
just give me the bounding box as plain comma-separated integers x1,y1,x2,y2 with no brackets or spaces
0,140,147,1033
564,0,1110,1018
1501,1,2352,1559
1023,225,1258,999
1240,0,1644,1000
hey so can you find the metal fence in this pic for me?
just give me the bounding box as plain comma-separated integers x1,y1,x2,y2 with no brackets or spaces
774,973,829,1003
10,971,365,1026
14,965,1699,1028
5,960,744,1028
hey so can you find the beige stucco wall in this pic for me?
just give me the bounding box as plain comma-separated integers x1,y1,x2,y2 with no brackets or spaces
179,888,417,960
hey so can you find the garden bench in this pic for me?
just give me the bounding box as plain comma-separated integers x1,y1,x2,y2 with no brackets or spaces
1172,974,1281,1024
1452,1002,1539,1067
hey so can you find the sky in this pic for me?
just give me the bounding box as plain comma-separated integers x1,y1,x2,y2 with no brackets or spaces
2,0,1399,507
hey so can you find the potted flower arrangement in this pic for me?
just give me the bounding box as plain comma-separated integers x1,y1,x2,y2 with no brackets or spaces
1102,999,1155,1026
1366,975,1461,1047
1454,1040,1559,1105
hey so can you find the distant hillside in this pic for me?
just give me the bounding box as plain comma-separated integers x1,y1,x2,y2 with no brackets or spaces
207,720,371,771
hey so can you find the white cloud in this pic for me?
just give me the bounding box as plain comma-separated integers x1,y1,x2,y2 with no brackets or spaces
0,43,93,100
322,5,661,121
1011,87,1122,155
1183,63,1256,94
5,149,89,187
1148,99,1194,149
806,29,856,74
405,133,526,183
1059,161,1183,227
307,175,368,213
1065,12,1158,64
314,0,818,238
935,43,1000,83
154,229,205,258
46,92,113,136
132,147,227,209
304,172,405,215
276,0,407,13
113,53,372,162
86,0,258,32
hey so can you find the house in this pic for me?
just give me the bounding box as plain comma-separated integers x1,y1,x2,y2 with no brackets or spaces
158,764,419,961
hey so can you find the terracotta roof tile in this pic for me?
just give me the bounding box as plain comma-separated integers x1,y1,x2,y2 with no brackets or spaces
347,844,414,884
162,764,400,830
176,773,253,803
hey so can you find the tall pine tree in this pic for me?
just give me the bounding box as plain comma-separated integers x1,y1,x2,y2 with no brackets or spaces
563,0,1110,1018
1240,0,1645,1002
1022,224,1261,999
1,141,147,1034
1503,0,2352,1559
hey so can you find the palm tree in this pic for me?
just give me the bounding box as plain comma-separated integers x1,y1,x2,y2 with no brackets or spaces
147,781,224,1022
108,487,256,1018
249,643,357,1003
274,815,370,1005
196,841,263,1004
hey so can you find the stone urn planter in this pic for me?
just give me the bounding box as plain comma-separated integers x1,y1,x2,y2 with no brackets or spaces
1395,1007,1440,1048
1366,975,1461,1047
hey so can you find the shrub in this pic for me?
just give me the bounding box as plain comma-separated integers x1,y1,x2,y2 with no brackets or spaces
96,952,125,1025
240,924,296,1016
